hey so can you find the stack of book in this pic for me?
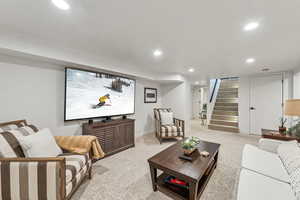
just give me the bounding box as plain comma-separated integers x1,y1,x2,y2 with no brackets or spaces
163,175,189,190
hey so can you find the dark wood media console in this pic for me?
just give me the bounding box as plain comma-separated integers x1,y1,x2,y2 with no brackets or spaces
82,119,135,157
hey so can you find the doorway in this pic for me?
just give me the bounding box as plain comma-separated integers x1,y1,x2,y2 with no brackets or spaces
249,74,283,135
192,86,208,125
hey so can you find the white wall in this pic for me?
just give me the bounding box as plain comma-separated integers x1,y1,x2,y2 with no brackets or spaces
293,69,300,99
0,57,161,136
134,79,161,137
161,79,192,133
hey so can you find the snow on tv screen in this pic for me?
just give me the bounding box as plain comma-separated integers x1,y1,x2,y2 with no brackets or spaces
65,68,135,121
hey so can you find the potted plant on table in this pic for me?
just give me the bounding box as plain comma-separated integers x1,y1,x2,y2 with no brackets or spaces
279,117,287,135
182,137,200,156
287,120,300,137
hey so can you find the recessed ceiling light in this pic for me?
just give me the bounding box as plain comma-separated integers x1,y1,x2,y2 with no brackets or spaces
188,68,195,72
153,49,163,57
244,22,259,31
52,0,70,10
246,58,255,64
195,81,199,85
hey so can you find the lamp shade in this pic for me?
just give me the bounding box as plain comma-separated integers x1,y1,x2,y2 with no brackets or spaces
284,99,300,116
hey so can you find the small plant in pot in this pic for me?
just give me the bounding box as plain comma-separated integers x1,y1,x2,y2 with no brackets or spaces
279,117,287,135
182,137,200,156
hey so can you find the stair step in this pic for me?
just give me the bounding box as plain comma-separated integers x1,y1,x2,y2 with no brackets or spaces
218,93,238,98
215,102,238,107
219,88,238,92
218,90,238,94
219,83,239,88
214,106,239,111
213,110,238,116
208,124,239,133
216,98,238,103
221,79,239,83
210,119,238,127
211,114,238,121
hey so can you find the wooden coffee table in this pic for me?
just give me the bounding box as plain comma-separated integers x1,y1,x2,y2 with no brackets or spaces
148,140,220,200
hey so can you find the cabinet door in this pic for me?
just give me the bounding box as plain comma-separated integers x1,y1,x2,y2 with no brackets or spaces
113,126,122,150
127,123,134,145
104,128,114,153
123,123,134,146
93,129,105,152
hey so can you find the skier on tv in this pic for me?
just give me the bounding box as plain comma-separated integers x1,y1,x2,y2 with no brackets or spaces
96,94,112,108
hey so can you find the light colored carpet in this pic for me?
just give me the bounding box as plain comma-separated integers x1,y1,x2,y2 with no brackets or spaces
72,121,259,200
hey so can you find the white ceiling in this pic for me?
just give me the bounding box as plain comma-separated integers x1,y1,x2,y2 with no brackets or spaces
0,0,300,82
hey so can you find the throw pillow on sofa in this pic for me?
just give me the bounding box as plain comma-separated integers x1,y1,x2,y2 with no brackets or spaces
18,128,62,157
0,131,25,158
160,111,174,125
277,140,300,174
289,167,300,199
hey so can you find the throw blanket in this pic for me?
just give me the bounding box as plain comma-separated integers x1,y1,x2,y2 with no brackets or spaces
55,136,105,159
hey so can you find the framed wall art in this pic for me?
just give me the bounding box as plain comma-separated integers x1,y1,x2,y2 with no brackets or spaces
144,87,157,103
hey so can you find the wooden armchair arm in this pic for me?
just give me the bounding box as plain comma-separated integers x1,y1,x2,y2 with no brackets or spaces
174,118,185,125
0,157,65,162
174,118,185,135
155,119,162,133
0,157,66,200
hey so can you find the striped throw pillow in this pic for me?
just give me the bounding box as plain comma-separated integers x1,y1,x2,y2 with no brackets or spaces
0,124,20,132
0,125,39,158
0,131,25,157
277,140,300,174
290,167,300,198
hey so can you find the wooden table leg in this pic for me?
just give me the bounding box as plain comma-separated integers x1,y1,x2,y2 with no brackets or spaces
149,164,158,191
189,181,198,200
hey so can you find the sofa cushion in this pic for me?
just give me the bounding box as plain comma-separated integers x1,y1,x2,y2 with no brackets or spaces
277,140,300,174
242,144,290,183
0,131,25,157
0,124,20,132
160,125,182,137
65,160,91,197
59,153,90,184
160,112,174,125
154,108,171,120
237,169,295,200
18,128,62,157
6,126,39,137
0,123,39,134
290,167,300,199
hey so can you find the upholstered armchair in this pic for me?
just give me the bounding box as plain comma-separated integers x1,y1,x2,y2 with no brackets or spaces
0,120,93,200
153,108,185,144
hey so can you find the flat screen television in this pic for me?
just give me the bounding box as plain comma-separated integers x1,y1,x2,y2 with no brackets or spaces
64,67,135,121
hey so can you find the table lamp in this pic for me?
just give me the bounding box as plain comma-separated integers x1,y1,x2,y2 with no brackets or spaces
285,99,300,116
284,99,300,135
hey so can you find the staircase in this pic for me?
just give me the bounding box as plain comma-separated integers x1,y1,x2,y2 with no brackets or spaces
208,79,239,133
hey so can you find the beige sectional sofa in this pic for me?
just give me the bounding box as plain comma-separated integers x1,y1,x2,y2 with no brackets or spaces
237,138,296,200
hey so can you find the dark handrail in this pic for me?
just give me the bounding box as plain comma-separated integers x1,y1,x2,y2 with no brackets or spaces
209,79,218,103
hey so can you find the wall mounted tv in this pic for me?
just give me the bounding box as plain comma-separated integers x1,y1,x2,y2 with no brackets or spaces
64,67,135,121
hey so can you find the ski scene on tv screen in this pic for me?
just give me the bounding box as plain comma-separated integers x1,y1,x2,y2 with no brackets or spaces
65,68,135,121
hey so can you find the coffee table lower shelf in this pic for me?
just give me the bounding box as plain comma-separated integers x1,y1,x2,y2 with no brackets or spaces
156,161,217,200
